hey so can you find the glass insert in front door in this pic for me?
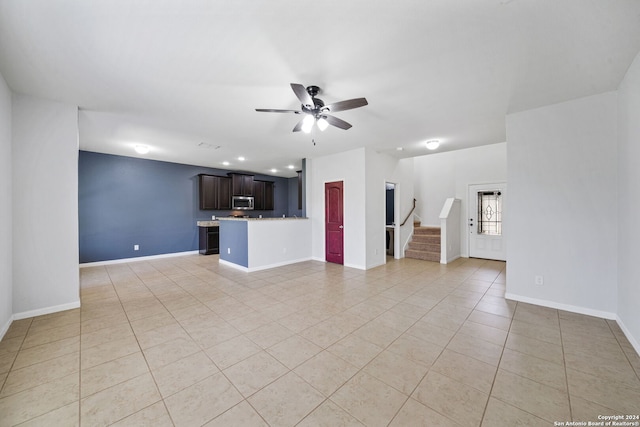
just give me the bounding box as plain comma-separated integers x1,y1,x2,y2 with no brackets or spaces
477,191,502,235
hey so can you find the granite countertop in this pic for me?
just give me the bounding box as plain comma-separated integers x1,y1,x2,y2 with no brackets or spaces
216,217,308,221
196,221,220,227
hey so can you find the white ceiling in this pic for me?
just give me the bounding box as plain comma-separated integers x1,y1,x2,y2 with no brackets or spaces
1,0,639,177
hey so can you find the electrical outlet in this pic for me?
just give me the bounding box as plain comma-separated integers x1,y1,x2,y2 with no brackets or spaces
535,275,544,285
134,244,139,251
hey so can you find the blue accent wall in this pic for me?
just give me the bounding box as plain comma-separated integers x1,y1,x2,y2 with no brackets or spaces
218,220,248,267
79,151,290,263
287,176,303,218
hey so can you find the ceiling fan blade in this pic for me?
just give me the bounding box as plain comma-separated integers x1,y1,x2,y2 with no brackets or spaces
323,97,368,113
323,114,352,130
292,119,305,132
290,83,314,107
255,108,301,113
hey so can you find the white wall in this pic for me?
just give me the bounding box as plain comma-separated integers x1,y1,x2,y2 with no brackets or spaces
307,148,367,269
307,148,414,270
506,92,618,318
247,219,312,271
12,94,80,317
413,143,507,257
364,150,414,269
0,72,12,336
617,52,640,350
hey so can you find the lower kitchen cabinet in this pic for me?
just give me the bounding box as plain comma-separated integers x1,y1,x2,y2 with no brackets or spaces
199,226,219,255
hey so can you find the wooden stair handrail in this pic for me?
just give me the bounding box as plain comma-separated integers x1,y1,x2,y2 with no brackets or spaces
400,198,417,226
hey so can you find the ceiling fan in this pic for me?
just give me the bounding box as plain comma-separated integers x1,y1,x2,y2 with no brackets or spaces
256,83,368,133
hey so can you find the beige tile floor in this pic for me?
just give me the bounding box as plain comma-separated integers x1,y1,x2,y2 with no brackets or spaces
1,255,639,426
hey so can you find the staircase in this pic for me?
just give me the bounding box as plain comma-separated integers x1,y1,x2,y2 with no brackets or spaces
405,224,441,262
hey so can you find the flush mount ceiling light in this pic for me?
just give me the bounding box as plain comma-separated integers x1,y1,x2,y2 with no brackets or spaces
270,168,278,173
134,144,149,154
425,140,440,150
287,165,295,169
238,156,245,161
222,161,230,166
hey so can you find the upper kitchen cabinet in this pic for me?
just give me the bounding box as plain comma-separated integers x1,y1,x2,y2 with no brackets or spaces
230,173,254,197
264,180,274,210
199,174,231,210
218,176,231,209
253,180,275,210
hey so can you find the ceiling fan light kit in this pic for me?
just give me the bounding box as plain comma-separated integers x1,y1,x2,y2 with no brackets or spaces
256,83,368,136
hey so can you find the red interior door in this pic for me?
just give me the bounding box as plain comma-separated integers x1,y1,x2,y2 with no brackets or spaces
325,181,344,264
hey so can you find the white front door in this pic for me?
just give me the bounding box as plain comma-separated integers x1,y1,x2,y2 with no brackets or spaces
468,183,506,261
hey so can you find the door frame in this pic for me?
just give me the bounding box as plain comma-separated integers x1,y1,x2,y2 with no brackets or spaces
467,182,507,261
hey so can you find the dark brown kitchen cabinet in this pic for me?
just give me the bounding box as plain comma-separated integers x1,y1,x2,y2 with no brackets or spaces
218,176,231,209
199,174,231,210
253,180,265,210
199,226,219,255
253,180,275,210
199,174,218,210
264,181,274,210
230,173,254,196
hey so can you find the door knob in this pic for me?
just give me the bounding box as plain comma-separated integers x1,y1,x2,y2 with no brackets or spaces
339,225,344,229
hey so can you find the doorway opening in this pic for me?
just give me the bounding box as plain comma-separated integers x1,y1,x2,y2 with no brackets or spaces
385,182,398,261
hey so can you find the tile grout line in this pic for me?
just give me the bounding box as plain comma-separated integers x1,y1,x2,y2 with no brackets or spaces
557,309,574,422
605,318,640,384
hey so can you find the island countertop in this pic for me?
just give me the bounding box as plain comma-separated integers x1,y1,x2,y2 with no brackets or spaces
217,217,308,221
196,221,220,227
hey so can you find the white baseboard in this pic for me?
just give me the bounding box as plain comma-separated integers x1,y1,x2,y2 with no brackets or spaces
247,257,313,272
13,300,81,321
505,293,640,357
616,315,640,357
218,259,248,272
441,254,461,264
219,257,313,273
0,316,12,341
505,293,616,320
79,250,199,268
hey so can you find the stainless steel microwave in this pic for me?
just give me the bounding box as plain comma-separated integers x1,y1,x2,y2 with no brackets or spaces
232,196,254,210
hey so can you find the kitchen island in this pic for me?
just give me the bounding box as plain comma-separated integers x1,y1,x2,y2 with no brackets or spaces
218,217,311,272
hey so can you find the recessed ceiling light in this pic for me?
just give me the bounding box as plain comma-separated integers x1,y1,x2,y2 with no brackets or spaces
287,165,295,169
396,147,404,151
270,168,278,173
222,161,230,166
134,145,149,154
238,156,245,161
425,140,440,150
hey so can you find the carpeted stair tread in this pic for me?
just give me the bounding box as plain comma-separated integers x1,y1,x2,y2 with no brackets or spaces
405,249,440,262
406,226,441,263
